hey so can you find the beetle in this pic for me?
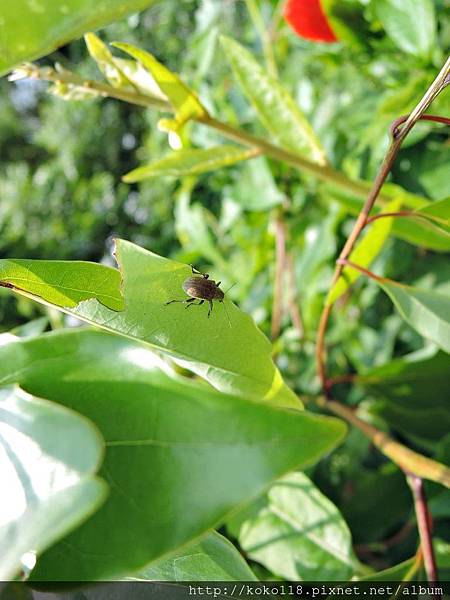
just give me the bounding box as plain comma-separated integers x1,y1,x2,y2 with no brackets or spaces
165,265,232,324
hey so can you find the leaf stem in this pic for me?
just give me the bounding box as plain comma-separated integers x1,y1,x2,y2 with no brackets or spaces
19,62,401,205
271,210,287,341
406,475,440,587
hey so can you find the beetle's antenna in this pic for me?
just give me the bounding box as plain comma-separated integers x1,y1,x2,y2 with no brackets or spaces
223,282,236,294
222,300,232,328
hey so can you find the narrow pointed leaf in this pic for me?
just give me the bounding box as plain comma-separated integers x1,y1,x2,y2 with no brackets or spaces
2,241,298,409
327,199,401,305
233,472,358,581
113,42,207,126
0,330,346,580
221,36,326,165
378,281,450,353
0,259,124,311
0,385,106,580
123,146,257,182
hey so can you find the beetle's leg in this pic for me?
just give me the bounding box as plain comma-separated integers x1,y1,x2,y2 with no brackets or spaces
185,299,203,309
208,300,213,318
165,297,193,305
216,281,221,286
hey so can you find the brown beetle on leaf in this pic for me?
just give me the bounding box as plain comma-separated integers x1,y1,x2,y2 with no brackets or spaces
165,265,233,325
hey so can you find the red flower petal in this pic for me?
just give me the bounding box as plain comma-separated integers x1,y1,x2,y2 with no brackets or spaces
284,0,338,43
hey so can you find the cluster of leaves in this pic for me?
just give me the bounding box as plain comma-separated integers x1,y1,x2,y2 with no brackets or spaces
0,0,449,586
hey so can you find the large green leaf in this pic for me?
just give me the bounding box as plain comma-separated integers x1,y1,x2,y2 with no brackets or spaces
2,240,298,408
0,0,155,76
112,42,207,129
220,36,326,165
123,146,257,183
231,472,358,581
374,0,436,59
0,329,346,580
0,385,106,580
0,259,124,311
135,532,257,581
361,349,450,445
327,199,401,305
378,280,450,354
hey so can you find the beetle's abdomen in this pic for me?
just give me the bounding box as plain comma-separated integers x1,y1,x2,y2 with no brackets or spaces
182,276,224,300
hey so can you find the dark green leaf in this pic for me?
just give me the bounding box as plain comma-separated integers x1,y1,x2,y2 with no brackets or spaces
0,329,346,580
135,532,257,581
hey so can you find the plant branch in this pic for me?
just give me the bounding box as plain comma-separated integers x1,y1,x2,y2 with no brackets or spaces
315,56,450,396
286,251,305,339
271,211,287,341
17,62,409,206
316,397,450,489
406,475,439,585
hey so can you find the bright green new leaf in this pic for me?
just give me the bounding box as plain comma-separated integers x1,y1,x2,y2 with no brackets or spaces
233,472,358,581
85,33,166,100
0,329,346,580
112,42,207,128
375,0,436,59
0,0,156,76
414,197,450,234
135,532,257,581
0,385,106,580
0,259,124,311
327,199,401,305
123,146,257,183
220,36,326,165
2,241,298,408
378,281,450,354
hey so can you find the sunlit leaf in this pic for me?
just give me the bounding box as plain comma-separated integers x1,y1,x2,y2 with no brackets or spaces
0,385,106,580
327,198,401,305
232,472,358,581
2,240,299,409
112,42,207,128
123,146,257,182
0,259,124,311
221,36,326,165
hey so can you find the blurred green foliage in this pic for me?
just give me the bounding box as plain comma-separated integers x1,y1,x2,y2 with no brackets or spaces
1,0,449,576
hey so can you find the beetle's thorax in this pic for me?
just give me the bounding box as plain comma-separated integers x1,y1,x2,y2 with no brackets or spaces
182,275,224,300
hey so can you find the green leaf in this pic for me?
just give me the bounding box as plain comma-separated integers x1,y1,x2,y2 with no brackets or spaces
0,0,157,76
112,42,207,128
327,198,401,305
135,532,257,581
220,36,326,165
0,329,346,580
414,197,450,235
85,33,165,100
123,146,257,183
326,187,450,252
374,0,436,59
0,385,106,580
378,280,450,354
228,156,284,212
362,349,450,445
357,558,415,582
3,240,298,409
233,472,358,581
0,258,124,311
